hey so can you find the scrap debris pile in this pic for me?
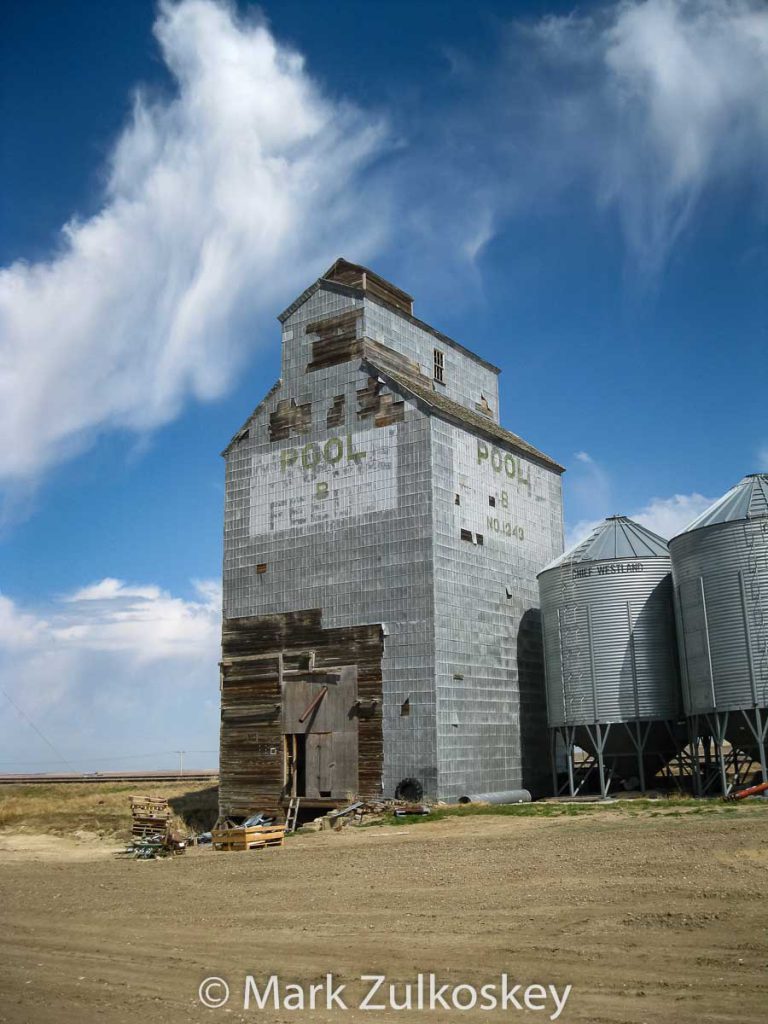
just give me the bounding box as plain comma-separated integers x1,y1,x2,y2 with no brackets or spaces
123,795,187,860
118,797,432,861
296,799,430,833
210,811,285,853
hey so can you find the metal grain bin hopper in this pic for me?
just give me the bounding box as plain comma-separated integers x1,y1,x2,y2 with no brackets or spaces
669,474,768,794
538,516,684,796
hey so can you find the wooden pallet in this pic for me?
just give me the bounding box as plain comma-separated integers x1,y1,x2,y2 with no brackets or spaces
130,795,171,840
212,824,286,852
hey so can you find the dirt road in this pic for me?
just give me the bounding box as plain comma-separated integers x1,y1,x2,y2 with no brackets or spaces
1,809,767,1023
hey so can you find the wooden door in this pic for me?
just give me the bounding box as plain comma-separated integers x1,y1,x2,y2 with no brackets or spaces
306,732,333,797
282,666,359,798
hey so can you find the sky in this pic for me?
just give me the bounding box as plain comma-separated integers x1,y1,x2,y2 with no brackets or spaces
0,0,766,772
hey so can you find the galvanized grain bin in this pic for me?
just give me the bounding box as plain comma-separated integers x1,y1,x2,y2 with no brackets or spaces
669,474,768,788
538,516,683,795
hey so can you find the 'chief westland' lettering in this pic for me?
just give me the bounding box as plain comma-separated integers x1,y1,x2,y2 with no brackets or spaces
281,433,366,473
477,442,531,491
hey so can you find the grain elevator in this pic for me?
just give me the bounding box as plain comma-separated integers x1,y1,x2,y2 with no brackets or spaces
219,259,564,819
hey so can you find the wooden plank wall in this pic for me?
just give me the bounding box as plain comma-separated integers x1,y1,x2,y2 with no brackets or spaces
326,394,346,428
305,309,364,371
219,610,384,818
269,398,312,442
356,376,405,427
323,260,413,315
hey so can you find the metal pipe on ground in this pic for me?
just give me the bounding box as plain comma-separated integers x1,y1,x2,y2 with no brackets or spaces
726,780,768,801
458,790,531,805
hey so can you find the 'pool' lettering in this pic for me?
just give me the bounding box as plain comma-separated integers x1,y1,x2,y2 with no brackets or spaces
477,442,531,491
281,433,367,473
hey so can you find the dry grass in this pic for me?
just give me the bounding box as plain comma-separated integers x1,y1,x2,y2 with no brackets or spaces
0,781,219,838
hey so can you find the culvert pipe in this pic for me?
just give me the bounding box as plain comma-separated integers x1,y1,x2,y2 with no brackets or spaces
458,790,531,805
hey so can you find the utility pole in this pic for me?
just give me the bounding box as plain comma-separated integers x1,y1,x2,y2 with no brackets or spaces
175,750,185,777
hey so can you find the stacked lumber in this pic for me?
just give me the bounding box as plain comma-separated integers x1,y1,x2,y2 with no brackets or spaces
212,823,286,852
130,795,171,840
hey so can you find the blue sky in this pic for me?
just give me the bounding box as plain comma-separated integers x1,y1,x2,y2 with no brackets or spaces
0,0,766,771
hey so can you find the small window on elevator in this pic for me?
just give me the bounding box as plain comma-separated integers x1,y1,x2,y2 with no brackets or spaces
433,348,445,384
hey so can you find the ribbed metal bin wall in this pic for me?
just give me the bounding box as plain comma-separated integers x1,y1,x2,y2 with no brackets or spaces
540,552,679,729
538,516,684,794
670,518,768,715
540,558,680,726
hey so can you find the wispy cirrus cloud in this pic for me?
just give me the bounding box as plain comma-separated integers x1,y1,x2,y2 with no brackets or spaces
2,0,766,496
464,0,768,275
0,0,389,485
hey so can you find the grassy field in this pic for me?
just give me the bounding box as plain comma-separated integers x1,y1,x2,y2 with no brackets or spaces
364,794,768,826
2,781,766,840
0,781,219,837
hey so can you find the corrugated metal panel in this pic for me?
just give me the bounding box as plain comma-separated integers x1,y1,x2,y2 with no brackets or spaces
673,473,768,535
539,538,680,727
542,515,669,571
669,508,768,714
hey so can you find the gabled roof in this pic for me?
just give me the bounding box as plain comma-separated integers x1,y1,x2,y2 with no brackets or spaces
672,473,768,537
221,379,281,456
277,257,501,374
361,343,563,473
540,516,669,573
323,258,414,314
277,257,412,321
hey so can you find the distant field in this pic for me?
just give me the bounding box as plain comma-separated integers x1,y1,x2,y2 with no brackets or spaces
0,781,219,837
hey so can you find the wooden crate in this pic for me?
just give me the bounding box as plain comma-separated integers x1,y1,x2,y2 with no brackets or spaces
212,824,286,852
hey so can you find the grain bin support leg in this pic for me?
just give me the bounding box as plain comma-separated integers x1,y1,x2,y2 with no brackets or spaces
689,716,703,797
585,722,611,799
740,707,768,786
620,720,648,794
565,726,577,798
597,722,612,799
550,730,559,798
711,711,730,797
628,720,652,795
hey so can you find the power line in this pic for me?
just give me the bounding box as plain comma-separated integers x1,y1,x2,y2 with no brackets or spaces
0,687,75,770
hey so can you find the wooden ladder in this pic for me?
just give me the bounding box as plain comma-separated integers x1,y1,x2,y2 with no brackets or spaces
285,796,300,834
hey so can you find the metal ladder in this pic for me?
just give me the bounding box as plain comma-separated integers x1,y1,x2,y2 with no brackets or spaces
285,796,300,834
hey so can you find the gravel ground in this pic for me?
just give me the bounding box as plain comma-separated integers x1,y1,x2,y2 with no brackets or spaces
1,807,767,1023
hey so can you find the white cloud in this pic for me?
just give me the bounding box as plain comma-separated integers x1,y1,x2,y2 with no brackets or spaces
496,0,768,273
563,447,716,548
65,578,162,602
632,492,714,541
0,0,388,483
0,594,48,651
564,491,714,551
0,578,221,769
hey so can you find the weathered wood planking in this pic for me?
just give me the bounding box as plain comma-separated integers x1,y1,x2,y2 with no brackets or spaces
219,610,384,819
356,376,405,427
269,398,312,442
361,338,423,384
305,309,363,371
323,258,413,316
326,394,346,428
